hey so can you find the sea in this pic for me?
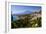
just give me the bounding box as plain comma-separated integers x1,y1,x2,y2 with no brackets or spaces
13,16,17,21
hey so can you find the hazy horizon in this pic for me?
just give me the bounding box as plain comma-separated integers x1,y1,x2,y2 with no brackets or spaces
11,5,41,15
11,5,41,21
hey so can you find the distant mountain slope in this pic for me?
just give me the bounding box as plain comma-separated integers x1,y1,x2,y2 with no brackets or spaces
12,9,41,16
12,11,32,16
12,10,41,21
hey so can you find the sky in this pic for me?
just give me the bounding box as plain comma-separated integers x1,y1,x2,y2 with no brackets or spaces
11,5,41,15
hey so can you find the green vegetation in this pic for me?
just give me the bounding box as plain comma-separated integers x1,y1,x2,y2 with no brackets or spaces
31,17,41,27
11,15,41,28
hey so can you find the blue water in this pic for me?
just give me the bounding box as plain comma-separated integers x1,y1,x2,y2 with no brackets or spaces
13,16,17,21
